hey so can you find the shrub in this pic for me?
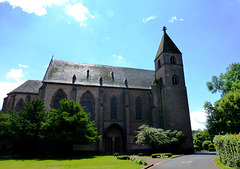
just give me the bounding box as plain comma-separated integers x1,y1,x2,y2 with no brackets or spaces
214,134,240,168
151,153,172,158
113,153,119,157
131,157,147,165
202,140,212,150
194,145,200,151
208,143,215,151
117,155,130,160
138,153,143,156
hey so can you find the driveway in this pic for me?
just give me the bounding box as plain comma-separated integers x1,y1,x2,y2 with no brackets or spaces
152,152,219,169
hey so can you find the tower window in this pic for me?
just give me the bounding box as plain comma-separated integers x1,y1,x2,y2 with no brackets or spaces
16,98,24,111
172,75,179,85
170,56,176,64
136,97,142,120
158,60,161,69
110,96,117,119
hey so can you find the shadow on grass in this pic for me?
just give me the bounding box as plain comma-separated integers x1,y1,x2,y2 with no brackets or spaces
0,154,99,161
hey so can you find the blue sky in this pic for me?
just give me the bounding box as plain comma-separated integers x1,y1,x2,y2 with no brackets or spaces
0,0,239,130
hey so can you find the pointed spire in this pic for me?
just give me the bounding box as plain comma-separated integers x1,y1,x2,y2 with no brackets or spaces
155,27,181,60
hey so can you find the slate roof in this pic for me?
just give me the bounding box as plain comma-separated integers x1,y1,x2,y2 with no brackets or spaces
9,80,42,94
155,32,181,60
43,59,155,89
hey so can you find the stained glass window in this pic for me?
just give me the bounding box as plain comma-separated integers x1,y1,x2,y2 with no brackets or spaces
81,91,94,120
110,96,117,119
53,89,66,109
16,99,24,111
136,97,142,120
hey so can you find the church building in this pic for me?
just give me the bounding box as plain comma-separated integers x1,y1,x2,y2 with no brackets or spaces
2,27,194,153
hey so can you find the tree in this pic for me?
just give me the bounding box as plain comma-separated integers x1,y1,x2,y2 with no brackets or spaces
205,62,240,136
206,62,240,95
42,99,100,145
0,111,10,152
192,129,211,151
8,98,47,153
135,125,169,149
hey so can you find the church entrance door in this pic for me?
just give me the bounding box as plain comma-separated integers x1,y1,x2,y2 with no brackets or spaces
105,124,123,153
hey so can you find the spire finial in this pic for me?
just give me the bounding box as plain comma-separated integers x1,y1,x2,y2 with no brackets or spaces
163,26,167,33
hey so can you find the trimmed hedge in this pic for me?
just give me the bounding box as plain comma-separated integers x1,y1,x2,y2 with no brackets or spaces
214,134,240,168
117,155,130,160
151,153,172,158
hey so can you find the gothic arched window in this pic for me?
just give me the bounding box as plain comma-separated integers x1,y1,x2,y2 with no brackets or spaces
136,97,142,120
16,98,24,111
80,91,94,120
172,75,179,85
110,96,117,119
170,56,176,64
52,89,67,109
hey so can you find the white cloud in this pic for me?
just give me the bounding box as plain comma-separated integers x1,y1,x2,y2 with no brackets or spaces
0,69,25,109
169,16,184,23
112,54,124,61
118,56,123,60
18,64,28,68
190,110,207,130
169,16,177,23
0,81,24,109
143,15,157,24
0,0,68,16
65,3,94,27
102,37,110,42
44,64,49,68
0,0,93,26
6,69,24,82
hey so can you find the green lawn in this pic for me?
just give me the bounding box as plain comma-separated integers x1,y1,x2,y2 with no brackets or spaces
0,156,143,169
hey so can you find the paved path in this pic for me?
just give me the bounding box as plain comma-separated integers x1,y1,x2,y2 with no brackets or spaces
152,152,219,169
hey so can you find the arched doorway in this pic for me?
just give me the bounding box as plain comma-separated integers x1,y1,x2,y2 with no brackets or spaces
104,123,124,153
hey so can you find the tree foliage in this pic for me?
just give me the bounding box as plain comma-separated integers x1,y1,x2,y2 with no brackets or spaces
135,125,185,152
192,129,211,151
206,62,240,95
0,98,100,155
42,99,100,145
205,63,240,137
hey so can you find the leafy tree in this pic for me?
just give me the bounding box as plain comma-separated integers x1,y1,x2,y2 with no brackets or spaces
206,62,240,95
42,99,100,145
0,111,10,148
135,125,169,149
205,63,240,137
192,129,211,151
164,129,186,153
8,98,47,153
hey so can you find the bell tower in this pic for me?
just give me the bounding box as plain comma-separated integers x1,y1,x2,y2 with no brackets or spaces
153,26,193,153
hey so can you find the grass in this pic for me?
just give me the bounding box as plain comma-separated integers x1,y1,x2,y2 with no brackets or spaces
215,157,238,169
0,156,143,169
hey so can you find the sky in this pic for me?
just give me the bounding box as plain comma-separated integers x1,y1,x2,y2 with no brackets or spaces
0,0,239,130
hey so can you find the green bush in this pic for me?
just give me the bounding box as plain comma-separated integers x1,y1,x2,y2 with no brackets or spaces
151,153,172,158
138,153,143,156
117,155,130,160
113,153,119,157
208,143,215,151
202,140,212,150
194,145,200,151
214,134,240,168
131,157,147,165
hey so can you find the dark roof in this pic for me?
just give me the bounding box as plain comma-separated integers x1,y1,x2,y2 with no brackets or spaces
43,59,155,89
155,32,181,60
9,80,42,94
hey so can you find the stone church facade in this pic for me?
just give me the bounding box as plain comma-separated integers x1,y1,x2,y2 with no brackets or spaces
2,28,194,153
